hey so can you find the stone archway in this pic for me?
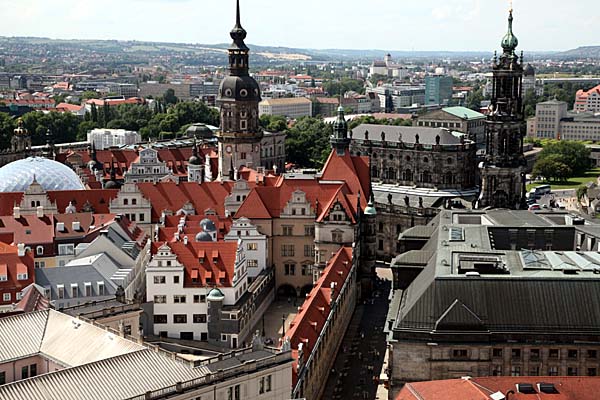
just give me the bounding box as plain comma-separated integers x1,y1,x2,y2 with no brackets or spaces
277,284,298,298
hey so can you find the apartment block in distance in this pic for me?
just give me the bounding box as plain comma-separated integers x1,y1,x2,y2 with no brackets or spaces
259,97,313,118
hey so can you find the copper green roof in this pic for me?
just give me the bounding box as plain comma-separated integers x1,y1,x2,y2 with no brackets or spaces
443,106,485,120
501,10,519,53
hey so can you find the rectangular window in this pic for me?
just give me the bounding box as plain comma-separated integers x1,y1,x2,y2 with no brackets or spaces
154,315,167,324
304,244,315,257
17,272,28,281
3,293,10,302
246,243,258,251
282,226,293,236
71,284,78,298
154,295,167,304
247,259,259,268
58,244,75,256
97,281,105,296
492,348,503,358
193,314,207,323
57,285,64,299
30,364,37,377
588,350,598,359
173,295,186,304
305,225,315,236
34,261,45,268
0,371,5,385
284,263,296,276
588,368,597,376
511,349,521,359
529,366,540,376
173,276,180,284
492,365,502,376
153,276,166,284
548,366,558,376
234,385,240,400
259,377,265,394
84,283,92,297
568,349,578,359
21,366,28,379
193,294,206,303
266,375,272,392
549,349,559,359
139,214,145,222
173,314,187,324
568,367,578,376
281,244,295,257
302,264,311,276
511,366,521,376
530,348,540,359
452,349,468,358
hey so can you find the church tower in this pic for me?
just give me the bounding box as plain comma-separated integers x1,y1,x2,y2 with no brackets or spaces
478,7,527,209
216,0,263,180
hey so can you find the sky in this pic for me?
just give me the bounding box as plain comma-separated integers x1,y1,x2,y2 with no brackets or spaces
0,0,597,52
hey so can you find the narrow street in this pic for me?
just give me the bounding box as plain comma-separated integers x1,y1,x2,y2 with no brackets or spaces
321,275,391,400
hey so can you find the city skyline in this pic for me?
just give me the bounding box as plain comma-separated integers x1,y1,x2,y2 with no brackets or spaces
0,0,597,53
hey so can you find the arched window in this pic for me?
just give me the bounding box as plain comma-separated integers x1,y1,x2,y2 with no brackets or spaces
36,246,44,256
422,171,431,183
403,169,413,182
447,157,453,164
372,166,379,178
423,157,429,163
389,154,394,161
387,167,396,180
445,172,453,184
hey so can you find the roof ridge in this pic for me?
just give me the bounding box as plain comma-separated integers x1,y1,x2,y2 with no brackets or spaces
37,309,52,353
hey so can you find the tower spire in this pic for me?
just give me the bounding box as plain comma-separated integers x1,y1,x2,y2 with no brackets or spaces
236,0,241,28
501,7,518,54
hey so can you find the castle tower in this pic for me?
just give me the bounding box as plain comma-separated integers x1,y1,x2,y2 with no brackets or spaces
478,7,527,209
330,104,351,156
216,0,263,180
11,118,31,154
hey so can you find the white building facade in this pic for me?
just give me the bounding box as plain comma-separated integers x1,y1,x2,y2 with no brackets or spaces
87,128,141,150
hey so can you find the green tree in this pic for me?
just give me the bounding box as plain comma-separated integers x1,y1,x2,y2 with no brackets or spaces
0,112,16,150
285,117,332,168
82,91,100,100
163,88,178,105
537,141,591,176
466,87,484,111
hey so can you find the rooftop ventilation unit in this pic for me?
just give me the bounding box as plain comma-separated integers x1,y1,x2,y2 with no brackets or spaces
490,392,506,400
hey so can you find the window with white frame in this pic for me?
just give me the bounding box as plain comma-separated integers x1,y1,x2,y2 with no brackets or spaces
71,284,78,298
0,273,7,282
154,295,167,304
153,276,166,284
247,259,259,268
58,244,75,256
34,261,45,268
97,281,105,296
84,282,92,297
3,293,10,302
173,295,186,304
57,285,65,299
16,292,23,300
246,243,258,251
36,246,44,256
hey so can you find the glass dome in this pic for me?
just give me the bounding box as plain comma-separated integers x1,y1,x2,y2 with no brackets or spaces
0,157,85,193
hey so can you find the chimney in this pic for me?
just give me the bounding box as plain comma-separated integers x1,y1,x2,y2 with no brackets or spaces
72,221,81,231
13,206,20,219
17,243,25,257
36,206,44,218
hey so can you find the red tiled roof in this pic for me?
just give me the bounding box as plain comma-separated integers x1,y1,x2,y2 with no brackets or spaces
0,242,35,307
12,283,50,313
56,102,83,112
320,150,370,199
138,181,235,221
397,376,600,400
160,215,233,241
284,247,353,386
47,189,118,214
151,241,238,287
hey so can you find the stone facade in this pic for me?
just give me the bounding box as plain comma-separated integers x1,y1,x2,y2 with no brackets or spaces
350,124,476,190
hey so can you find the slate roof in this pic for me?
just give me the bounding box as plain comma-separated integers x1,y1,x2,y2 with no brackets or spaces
393,209,600,335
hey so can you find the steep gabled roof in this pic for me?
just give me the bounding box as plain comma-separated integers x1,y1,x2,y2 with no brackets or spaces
151,241,238,287
320,150,370,200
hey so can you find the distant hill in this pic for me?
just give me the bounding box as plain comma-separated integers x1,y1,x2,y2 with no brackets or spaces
556,46,600,59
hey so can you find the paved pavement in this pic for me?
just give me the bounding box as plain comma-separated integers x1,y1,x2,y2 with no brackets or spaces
250,298,298,346
321,274,391,400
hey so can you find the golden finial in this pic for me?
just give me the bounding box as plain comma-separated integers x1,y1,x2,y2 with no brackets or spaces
509,0,513,12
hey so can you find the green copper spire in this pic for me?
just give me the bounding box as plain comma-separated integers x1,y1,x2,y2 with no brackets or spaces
501,9,519,54
331,102,351,155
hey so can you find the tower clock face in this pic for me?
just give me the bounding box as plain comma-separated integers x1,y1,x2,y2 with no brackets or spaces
226,145,233,154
